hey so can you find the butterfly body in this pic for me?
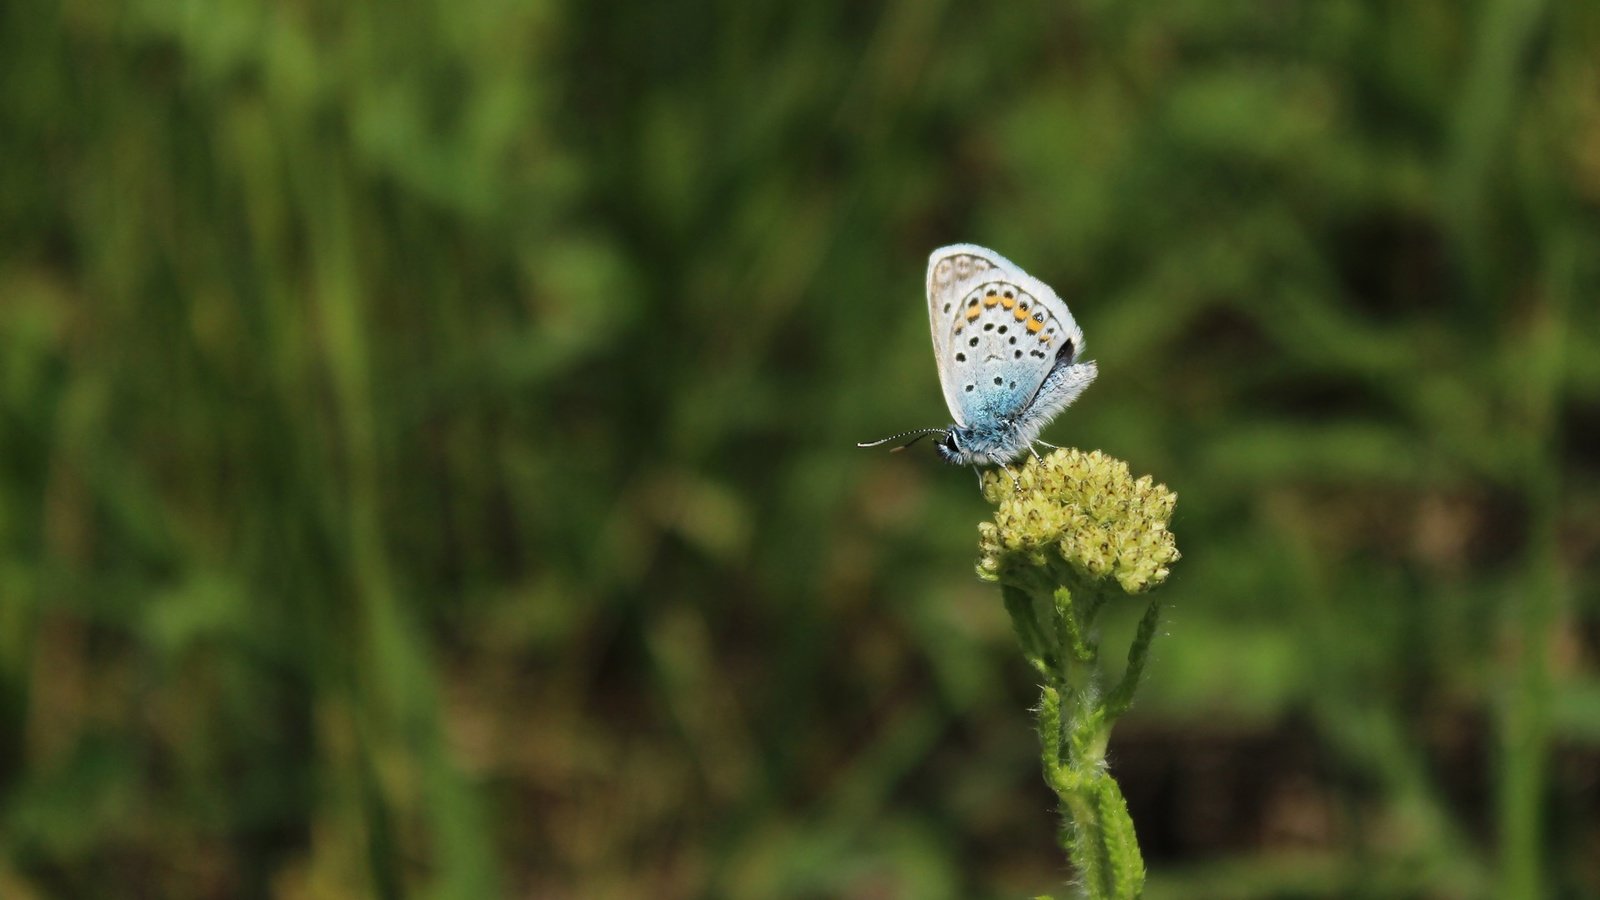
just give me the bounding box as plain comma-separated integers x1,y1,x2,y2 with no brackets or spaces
933,360,1094,466
916,244,1097,467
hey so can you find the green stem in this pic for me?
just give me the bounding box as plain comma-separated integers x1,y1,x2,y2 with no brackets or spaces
1008,579,1148,899
1041,694,1143,899
1003,584,1057,679
1106,599,1162,721
1061,773,1145,899
1062,790,1109,894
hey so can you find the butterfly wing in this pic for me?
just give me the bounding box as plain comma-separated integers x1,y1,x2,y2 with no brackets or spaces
926,244,1017,427
927,244,1088,430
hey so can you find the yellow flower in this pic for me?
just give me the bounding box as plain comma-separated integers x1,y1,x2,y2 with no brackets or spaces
977,449,1179,594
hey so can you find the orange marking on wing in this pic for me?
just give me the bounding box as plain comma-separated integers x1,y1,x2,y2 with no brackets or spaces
965,304,982,321
1001,297,1016,309
1026,318,1044,333
983,292,1000,307
1013,306,1029,321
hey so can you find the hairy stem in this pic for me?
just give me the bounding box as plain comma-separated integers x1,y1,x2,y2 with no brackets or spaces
1014,581,1153,899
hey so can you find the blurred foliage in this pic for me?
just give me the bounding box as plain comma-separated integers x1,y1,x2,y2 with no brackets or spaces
2,0,1599,898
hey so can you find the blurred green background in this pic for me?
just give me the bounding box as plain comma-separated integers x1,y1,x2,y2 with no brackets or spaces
3,1,1599,897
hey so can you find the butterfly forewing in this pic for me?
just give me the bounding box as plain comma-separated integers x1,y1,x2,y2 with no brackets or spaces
926,245,1013,427
926,245,1084,428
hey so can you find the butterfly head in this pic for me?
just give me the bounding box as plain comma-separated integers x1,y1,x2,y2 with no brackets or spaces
934,428,969,464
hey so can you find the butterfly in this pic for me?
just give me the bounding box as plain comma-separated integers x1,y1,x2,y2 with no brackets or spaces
860,244,1097,469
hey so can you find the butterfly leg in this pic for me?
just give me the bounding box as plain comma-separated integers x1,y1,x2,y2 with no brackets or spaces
1001,465,1021,493
973,467,984,492
1036,439,1061,449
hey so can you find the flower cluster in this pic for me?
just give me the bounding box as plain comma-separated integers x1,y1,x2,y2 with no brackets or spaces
977,448,1179,594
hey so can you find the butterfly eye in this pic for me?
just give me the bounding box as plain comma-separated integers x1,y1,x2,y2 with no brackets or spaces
942,433,959,452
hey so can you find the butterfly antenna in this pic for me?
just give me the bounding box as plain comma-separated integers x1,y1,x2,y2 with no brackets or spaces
857,428,948,452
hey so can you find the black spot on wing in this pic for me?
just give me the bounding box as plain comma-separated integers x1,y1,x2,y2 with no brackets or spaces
1057,338,1076,364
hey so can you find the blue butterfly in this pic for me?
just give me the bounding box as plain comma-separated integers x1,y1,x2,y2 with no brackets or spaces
861,244,1097,468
